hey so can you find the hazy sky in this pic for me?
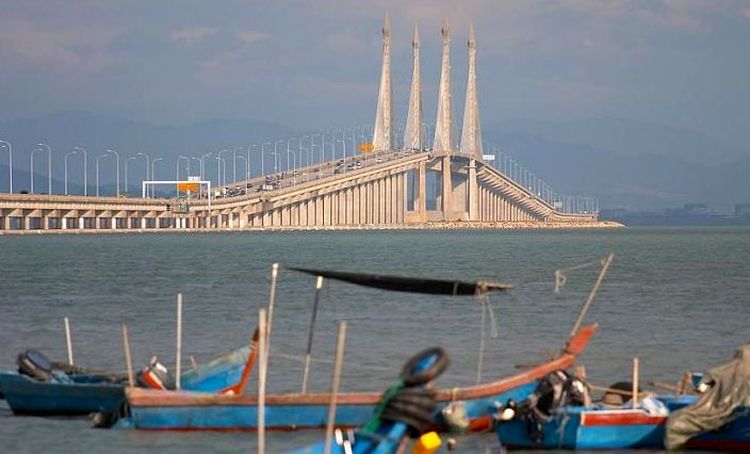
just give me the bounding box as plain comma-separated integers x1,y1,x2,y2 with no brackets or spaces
1,0,748,148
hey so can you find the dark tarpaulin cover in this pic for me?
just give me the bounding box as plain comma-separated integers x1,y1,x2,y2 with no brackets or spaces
288,267,512,295
666,344,750,450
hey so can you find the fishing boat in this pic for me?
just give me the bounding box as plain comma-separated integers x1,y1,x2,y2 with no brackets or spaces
0,342,254,416
118,257,611,432
495,381,669,449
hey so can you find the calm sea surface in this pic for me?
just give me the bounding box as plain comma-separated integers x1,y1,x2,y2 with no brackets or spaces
0,227,748,453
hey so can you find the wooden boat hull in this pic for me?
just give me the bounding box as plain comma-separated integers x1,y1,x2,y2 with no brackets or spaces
0,373,124,416
121,324,598,431
497,406,667,449
0,345,250,416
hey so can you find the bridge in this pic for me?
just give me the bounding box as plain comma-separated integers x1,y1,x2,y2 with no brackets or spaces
0,17,598,233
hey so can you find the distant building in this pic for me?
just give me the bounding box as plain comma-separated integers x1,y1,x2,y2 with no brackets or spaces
736,203,750,216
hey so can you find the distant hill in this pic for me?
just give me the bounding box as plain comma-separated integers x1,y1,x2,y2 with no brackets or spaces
1,112,748,210
484,118,750,211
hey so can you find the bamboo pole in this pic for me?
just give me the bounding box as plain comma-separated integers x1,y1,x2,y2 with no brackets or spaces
257,309,268,454
632,357,640,408
266,263,279,341
301,275,324,393
569,253,614,338
122,324,134,387
175,293,183,390
64,317,74,366
324,321,347,454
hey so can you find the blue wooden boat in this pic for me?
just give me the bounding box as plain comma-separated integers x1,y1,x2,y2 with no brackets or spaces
495,397,669,449
0,343,252,416
118,324,597,431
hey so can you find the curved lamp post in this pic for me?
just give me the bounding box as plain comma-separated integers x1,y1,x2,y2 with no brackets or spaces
200,152,212,180
273,140,283,174
150,157,164,198
236,155,249,182
37,143,52,194
0,139,12,193
217,149,230,186
176,155,191,181
64,147,82,195
126,152,148,197
31,143,52,194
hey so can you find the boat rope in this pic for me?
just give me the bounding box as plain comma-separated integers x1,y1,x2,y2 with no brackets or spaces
476,296,486,385
475,293,500,385
554,259,600,294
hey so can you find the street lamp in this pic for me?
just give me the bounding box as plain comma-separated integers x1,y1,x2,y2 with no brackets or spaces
36,143,52,194
273,140,283,174
190,156,201,178
287,149,296,186
31,143,51,194
150,157,164,198
286,137,299,171
177,155,191,180
215,156,227,188
236,155,249,183
126,152,148,197
299,135,309,168
260,143,270,176
96,153,112,197
0,139,12,193
105,149,121,196
200,152,212,180
217,149,230,186
64,147,82,195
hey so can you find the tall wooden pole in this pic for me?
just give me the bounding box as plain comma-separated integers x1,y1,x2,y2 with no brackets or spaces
176,293,183,390
324,321,347,454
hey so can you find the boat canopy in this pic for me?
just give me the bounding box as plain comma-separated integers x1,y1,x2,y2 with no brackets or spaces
666,344,750,449
288,267,512,295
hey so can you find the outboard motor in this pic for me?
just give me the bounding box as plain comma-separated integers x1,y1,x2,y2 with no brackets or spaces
17,350,54,381
136,356,175,390
496,370,588,444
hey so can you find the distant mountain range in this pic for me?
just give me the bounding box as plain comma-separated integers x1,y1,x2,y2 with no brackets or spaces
1,112,748,210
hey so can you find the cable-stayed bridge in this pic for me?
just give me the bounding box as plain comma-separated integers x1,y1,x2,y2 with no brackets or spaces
0,16,599,232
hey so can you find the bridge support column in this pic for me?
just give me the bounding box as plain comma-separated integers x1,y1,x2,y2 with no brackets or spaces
3,215,9,231
415,162,427,221
468,159,478,221
441,155,453,221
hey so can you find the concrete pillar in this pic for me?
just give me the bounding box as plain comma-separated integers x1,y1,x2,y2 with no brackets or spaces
441,155,453,221
298,201,306,227
468,159,478,221
331,192,338,226
3,215,10,230
353,185,360,225
397,174,403,223
314,196,322,227
385,176,392,224
339,190,347,226
416,163,426,221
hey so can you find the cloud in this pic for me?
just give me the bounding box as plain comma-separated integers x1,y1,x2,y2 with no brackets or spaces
237,30,268,45
0,14,122,71
170,27,218,45
742,7,750,19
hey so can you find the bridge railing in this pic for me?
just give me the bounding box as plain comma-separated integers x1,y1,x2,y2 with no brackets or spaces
481,141,598,216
